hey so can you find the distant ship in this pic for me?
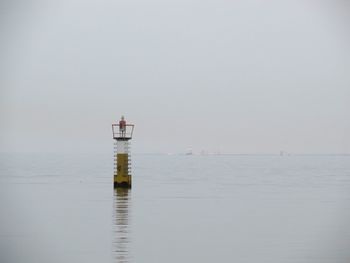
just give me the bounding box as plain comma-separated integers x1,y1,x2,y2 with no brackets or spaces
185,148,193,155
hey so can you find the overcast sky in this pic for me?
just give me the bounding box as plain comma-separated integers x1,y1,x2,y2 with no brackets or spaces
1,0,349,154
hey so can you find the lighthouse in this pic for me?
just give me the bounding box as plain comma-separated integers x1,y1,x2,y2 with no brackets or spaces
112,116,134,188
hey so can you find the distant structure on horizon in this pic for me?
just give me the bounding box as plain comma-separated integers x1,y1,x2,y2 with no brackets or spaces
185,148,193,155
112,116,134,188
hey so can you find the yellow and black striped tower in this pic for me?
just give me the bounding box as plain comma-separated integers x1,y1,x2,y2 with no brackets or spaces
112,117,134,188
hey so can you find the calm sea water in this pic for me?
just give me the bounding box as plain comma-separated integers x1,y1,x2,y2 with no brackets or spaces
1,153,350,263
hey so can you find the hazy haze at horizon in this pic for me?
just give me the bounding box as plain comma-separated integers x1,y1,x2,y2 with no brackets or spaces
1,0,350,154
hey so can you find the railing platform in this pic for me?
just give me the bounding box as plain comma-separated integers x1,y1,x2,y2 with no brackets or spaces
112,124,134,140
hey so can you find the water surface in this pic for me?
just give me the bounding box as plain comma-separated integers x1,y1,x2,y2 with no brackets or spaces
1,153,350,262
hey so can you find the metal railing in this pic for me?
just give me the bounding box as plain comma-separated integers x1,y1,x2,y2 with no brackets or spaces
112,124,134,139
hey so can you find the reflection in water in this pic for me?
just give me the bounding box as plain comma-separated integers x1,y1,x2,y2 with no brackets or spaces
113,188,131,263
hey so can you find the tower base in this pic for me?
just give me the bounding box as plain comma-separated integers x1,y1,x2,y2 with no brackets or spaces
114,181,131,189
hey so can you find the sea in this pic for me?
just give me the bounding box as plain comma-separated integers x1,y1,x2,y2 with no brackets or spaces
1,153,350,263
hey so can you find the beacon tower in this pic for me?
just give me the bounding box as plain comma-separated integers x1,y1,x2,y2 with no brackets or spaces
112,119,134,188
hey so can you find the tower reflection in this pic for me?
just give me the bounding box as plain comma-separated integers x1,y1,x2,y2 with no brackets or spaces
113,188,131,263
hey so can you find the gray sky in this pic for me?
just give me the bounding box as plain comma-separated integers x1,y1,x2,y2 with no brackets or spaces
1,0,349,154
